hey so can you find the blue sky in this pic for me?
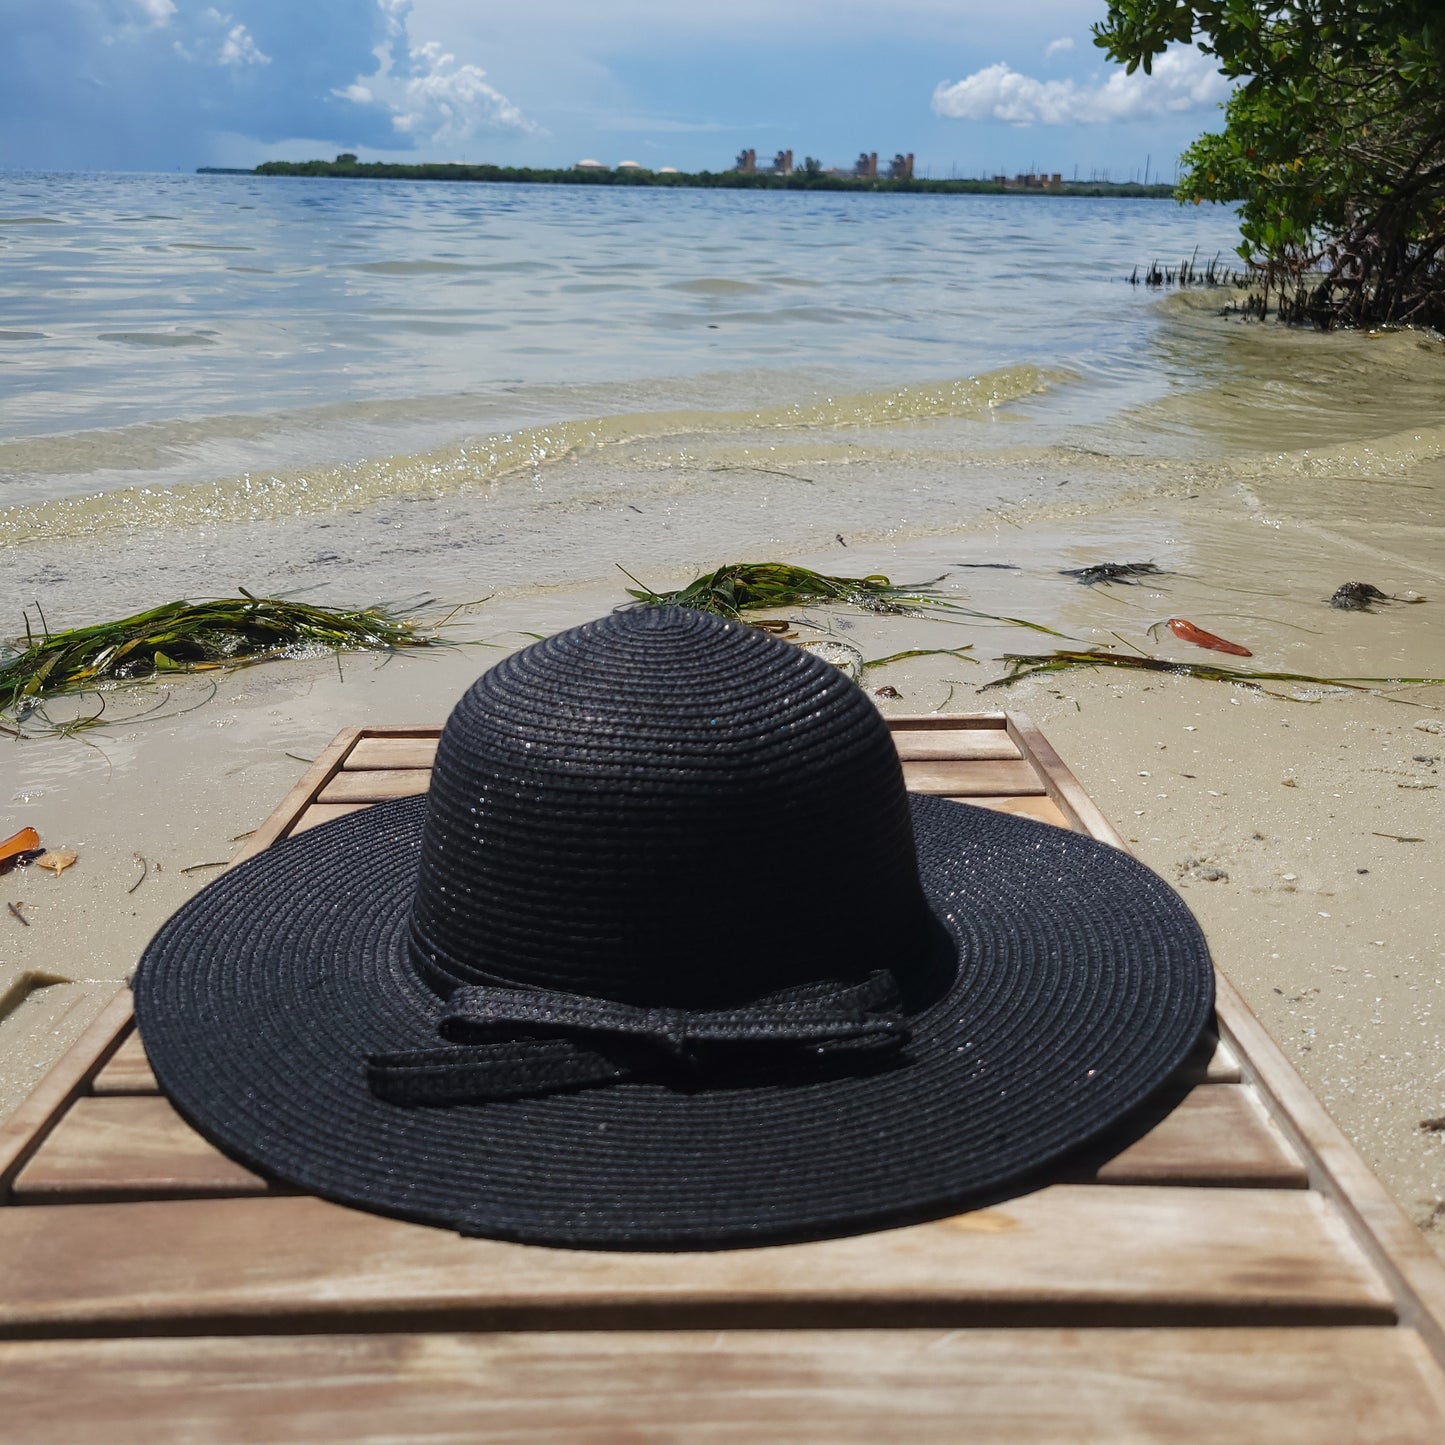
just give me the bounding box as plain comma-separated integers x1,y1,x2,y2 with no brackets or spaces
2,1,1232,179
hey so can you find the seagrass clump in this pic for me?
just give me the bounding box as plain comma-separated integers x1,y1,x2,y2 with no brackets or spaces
622,562,940,619
982,648,1444,693
623,562,1066,635
1,591,439,722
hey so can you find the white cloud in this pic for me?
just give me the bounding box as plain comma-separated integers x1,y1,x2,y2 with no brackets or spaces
132,0,176,26
391,42,532,139
1044,37,1073,58
933,46,1231,126
335,3,536,143
218,24,271,67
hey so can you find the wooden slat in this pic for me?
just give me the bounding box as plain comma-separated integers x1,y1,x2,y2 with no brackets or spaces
0,990,134,1201
3,735,363,1199
1007,713,1126,845
0,1187,1393,1336
344,731,1024,770
1081,1085,1303,1187
890,729,1020,761
229,728,362,865
338,734,1023,780
316,769,431,804
345,730,1024,770
953,794,1071,827
343,737,439,771
89,1031,157,1096
10,1097,273,1202
1214,970,1445,1371
8,1083,1301,1206
900,758,1043,797
887,713,1008,730
1178,1033,1242,1086
287,801,373,837
3,1327,1443,1444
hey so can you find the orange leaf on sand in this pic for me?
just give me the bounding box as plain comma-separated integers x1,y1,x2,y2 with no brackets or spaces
35,849,78,876
1166,618,1253,657
0,827,41,866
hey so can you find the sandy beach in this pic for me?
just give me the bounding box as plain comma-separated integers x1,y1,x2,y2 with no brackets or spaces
5,453,1441,1245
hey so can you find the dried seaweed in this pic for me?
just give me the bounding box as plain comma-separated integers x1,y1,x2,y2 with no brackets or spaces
622,562,1068,635
1,591,450,728
981,648,1445,693
864,646,977,669
1060,562,1163,587
621,562,945,619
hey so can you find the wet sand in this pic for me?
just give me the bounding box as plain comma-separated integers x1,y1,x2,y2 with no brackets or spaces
2,474,1442,1246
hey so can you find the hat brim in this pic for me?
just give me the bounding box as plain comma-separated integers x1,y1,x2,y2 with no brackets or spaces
133,794,1214,1249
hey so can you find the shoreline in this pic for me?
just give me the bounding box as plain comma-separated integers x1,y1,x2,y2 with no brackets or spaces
238,160,1180,200
3,479,1441,1249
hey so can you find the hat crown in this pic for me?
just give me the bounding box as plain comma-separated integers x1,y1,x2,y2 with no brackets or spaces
409,608,932,1006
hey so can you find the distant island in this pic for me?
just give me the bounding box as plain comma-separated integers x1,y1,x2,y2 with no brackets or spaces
201,157,1176,200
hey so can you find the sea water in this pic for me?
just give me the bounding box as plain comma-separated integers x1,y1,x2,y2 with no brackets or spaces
3,170,1445,620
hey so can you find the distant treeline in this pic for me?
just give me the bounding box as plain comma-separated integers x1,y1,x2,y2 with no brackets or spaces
236,159,1176,199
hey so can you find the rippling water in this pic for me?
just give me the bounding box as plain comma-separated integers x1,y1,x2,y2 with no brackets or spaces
3,170,1444,617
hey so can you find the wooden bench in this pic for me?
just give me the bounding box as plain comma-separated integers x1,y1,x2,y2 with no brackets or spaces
3,713,1444,1441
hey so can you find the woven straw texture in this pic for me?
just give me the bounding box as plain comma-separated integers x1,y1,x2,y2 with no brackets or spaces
134,609,1214,1249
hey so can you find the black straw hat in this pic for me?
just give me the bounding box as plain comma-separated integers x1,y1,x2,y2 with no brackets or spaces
134,608,1213,1249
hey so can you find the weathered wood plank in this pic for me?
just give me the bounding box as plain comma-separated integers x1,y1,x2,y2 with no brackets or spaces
890,730,1020,761
327,751,1042,804
952,794,1071,827
9,1084,1299,1205
0,990,135,1202
900,758,1043,797
0,1187,1392,1336
287,801,373,837
1214,970,1445,1372
1081,1085,1303,1187
89,1031,157,1096
1179,1033,1242,1086
325,759,1046,803
10,1097,273,1202
316,769,431,804
229,729,362,865
341,730,1024,770
887,713,1009,731
1007,713,1126,845
343,737,439,771
4,1327,1443,1444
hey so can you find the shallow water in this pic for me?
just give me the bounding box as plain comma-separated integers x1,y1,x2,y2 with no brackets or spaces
2,170,1443,627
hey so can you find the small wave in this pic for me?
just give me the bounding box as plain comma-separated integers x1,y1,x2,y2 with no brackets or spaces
0,366,1067,546
0,216,63,225
97,331,217,348
668,278,767,296
703,306,856,327
0,330,45,342
351,260,484,276
389,320,508,335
